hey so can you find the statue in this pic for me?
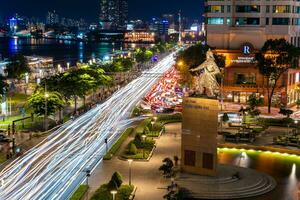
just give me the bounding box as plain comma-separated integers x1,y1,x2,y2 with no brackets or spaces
190,49,221,97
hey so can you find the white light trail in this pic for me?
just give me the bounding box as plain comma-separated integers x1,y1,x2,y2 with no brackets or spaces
0,53,176,200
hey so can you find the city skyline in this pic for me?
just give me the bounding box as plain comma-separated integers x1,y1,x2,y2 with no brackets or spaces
0,0,204,22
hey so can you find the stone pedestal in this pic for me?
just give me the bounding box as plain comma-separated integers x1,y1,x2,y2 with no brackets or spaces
181,97,219,176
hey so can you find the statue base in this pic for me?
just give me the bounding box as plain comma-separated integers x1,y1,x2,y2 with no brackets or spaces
181,97,219,176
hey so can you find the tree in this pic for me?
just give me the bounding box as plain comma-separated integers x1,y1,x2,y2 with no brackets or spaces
0,75,8,100
247,94,263,117
159,157,174,178
255,39,300,113
108,172,123,190
175,43,225,86
43,65,111,113
134,47,153,63
28,91,64,117
6,54,31,80
112,57,134,72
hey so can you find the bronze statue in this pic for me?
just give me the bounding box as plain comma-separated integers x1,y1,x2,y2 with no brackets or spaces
190,49,221,97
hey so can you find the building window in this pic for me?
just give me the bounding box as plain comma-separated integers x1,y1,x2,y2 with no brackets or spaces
235,73,256,85
272,18,290,25
184,150,196,166
207,17,224,25
206,5,224,13
227,5,231,13
203,153,214,170
236,5,260,13
273,5,290,13
294,18,300,25
235,18,260,26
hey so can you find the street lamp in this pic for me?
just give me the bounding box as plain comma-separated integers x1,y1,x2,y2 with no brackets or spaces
295,120,299,134
111,190,117,200
177,61,184,67
142,135,147,159
85,169,91,186
128,159,133,186
67,62,70,70
151,121,155,139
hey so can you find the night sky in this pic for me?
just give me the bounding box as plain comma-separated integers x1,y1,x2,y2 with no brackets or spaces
0,0,204,22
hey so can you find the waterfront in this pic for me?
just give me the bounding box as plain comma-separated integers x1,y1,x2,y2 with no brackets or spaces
0,37,141,65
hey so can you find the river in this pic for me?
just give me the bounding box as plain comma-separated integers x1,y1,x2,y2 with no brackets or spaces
0,37,143,65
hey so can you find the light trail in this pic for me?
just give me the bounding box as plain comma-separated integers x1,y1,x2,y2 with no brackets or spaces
0,53,176,200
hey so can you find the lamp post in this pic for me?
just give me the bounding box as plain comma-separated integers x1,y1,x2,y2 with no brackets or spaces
85,169,91,186
142,135,147,159
67,62,70,70
104,138,108,153
111,190,117,200
295,120,299,134
128,159,133,186
151,121,155,139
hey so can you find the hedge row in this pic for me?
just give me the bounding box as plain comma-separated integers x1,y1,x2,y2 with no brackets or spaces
91,184,134,200
157,113,182,124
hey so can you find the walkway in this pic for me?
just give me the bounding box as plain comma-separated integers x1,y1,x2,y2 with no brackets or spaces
87,123,182,200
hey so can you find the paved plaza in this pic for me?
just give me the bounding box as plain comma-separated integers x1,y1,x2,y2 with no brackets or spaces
87,123,182,200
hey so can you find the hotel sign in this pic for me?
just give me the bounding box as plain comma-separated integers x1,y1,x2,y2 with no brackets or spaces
231,43,255,64
232,57,255,64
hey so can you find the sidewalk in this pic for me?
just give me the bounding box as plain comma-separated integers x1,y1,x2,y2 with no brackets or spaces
87,123,182,200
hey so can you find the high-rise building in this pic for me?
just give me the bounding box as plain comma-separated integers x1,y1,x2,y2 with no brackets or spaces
205,0,300,49
99,0,128,30
205,0,300,107
46,10,59,25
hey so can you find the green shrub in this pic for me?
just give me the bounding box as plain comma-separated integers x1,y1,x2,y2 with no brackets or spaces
135,119,152,134
70,185,88,200
117,185,134,200
91,184,134,200
258,117,294,127
108,172,123,190
90,184,110,200
143,126,150,135
128,143,137,155
133,139,155,150
157,113,182,124
134,133,142,142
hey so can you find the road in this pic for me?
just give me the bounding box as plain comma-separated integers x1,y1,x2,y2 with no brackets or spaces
0,53,176,200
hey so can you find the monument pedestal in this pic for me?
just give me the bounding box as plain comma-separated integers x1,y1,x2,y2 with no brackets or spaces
181,97,219,176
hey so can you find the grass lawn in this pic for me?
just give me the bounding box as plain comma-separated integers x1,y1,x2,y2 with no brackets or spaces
103,128,134,160
70,185,89,200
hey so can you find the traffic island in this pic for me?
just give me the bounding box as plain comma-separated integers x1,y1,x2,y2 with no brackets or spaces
176,164,276,199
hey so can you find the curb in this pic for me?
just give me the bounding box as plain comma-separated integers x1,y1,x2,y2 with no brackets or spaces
129,186,137,200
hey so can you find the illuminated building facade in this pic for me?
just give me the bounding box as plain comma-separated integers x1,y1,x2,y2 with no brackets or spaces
205,0,300,106
124,30,155,43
